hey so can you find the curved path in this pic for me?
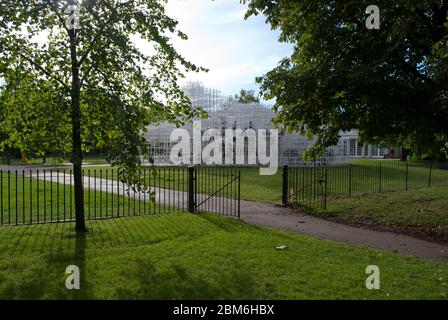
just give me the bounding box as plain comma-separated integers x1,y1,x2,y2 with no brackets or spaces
240,201,448,262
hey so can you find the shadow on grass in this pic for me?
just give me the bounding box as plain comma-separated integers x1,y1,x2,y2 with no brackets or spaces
115,257,258,300
0,216,183,254
0,214,266,299
0,227,93,299
194,212,262,233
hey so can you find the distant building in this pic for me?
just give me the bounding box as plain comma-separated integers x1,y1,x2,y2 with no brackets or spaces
144,82,387,165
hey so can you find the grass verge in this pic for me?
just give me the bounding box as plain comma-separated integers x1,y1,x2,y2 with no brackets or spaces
319,186,448,242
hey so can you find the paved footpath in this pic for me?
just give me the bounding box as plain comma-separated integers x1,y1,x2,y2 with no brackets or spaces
3,165,447,262
240,201,448,262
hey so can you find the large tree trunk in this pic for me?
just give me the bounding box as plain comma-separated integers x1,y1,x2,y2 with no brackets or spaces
21,151,27,164
69,14,86,232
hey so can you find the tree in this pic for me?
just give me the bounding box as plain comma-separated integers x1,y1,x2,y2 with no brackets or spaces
0,73,72,162
234,89,260,104
243,0,448,159
0,0,205,231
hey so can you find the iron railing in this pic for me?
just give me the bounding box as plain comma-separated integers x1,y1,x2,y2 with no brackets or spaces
193,167,241,218
283,162,448,211
0,166,241,226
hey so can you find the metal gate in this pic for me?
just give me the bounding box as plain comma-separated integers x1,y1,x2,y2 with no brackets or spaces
188,167,241,218
282,164,327,212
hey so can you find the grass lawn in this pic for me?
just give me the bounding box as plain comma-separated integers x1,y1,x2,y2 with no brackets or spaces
315,186,448,242
0,213,447,299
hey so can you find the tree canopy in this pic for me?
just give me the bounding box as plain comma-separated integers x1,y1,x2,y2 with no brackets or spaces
0,73,71,161
243,0,448,159
234,89,260,104
0,0,205,230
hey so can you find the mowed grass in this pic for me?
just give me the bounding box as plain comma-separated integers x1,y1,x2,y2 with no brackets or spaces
316,186,448,242
0,213,447,300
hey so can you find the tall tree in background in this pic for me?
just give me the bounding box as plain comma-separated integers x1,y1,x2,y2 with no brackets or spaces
243,0,448,159
0,72,71,162
0,0,205,232
234,89,260,104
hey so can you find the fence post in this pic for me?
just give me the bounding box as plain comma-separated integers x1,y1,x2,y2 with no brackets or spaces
379,163,382,193
323,166,328,210
282,165,289,206
405,163,409,191
238,170,241,219
188,166,195,213
428,161,433,188
349,164,352,197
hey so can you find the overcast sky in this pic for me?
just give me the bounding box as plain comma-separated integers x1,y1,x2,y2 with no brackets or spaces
165,0,293,97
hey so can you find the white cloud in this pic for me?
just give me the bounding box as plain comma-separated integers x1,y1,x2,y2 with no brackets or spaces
1,0,293,100
164,0,292,96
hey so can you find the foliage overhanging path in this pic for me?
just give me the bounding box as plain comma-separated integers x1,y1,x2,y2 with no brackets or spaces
17,167,448,262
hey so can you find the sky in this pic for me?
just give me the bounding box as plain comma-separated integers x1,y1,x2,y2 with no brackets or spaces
164,0,293,97
0,0,293,99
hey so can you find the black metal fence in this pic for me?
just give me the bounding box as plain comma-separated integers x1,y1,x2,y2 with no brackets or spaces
193,167,241,217
0,166,240,226
282,162,448,211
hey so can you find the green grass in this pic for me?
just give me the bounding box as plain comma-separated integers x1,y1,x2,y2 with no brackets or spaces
315,186,448,242
0,213,447,299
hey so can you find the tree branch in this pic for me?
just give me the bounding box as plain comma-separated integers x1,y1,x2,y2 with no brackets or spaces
44,0,70,34
80,59,99,89
78,1,131,66
79,42,110,88
3,45,70,90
